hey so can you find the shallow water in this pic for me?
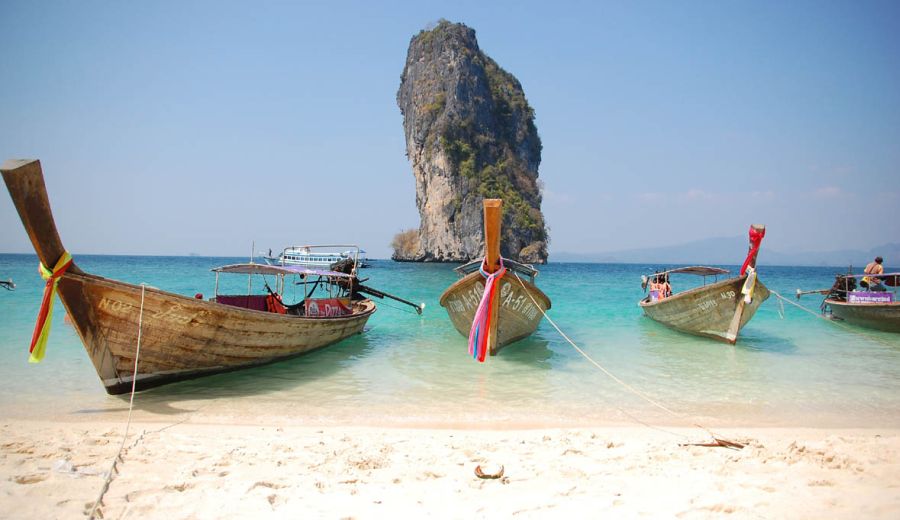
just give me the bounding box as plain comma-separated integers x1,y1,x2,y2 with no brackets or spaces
1,254,898,428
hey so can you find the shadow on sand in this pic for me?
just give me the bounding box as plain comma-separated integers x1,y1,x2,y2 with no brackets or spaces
74,331,379,416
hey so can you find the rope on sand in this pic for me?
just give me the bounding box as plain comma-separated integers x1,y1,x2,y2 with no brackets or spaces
511,272,743,449
88,284,148,519
769,290,896,348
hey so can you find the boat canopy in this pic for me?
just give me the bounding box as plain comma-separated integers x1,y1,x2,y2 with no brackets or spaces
212,263,353,279
660,266,731,277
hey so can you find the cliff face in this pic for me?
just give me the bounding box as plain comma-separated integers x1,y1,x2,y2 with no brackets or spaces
395,20,548,264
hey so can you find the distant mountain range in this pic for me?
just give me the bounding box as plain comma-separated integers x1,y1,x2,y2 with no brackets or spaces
552,237,900,268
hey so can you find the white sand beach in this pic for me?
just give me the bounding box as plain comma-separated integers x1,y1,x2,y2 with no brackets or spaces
2,419,898,519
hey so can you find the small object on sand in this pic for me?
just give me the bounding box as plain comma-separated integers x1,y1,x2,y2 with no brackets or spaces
682,437,745,450
474,463,504,479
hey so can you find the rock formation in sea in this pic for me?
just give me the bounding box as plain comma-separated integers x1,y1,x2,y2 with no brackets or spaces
394,20,548,264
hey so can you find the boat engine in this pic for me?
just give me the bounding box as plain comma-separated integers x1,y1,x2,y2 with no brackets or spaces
827,275,856,301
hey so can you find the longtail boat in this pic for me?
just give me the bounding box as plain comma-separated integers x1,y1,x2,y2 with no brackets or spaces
2,159,377,394
797,272,900,332
439,199,551,356
639,225,770,344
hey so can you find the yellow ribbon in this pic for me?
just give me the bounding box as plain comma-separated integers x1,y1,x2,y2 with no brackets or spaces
29,251,73,363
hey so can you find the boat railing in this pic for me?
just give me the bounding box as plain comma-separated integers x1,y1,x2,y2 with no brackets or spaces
454,258,538,280
641,266,731,291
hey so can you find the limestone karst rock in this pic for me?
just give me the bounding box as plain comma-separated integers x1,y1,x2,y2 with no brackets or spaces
395,20,548,264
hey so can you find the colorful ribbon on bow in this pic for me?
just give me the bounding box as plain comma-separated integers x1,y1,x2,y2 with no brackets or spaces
740,226,766,276
468,257,507,362
29,251,73,363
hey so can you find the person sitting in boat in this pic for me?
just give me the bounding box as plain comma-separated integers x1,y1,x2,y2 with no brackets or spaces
648,274,672,301
861,256,886,291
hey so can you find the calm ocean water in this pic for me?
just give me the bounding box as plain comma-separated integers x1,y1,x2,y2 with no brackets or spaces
1,253,898,428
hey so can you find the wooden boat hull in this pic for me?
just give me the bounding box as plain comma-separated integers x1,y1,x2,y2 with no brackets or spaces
826,299,900,332
2,159,376,394
639,275,769,343
439,271,551,353
59,272,375,393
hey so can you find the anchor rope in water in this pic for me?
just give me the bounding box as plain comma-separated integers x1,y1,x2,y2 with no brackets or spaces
511,272,741,446
89,284,148,519
769,290,897,348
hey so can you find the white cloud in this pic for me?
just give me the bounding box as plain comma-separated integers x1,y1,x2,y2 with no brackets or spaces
748,190,776,201
812,186,844,199
542,188,575,203
685,189,714,201
638,192,664,202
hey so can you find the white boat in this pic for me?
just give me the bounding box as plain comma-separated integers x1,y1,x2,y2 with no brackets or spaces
262,245,367,268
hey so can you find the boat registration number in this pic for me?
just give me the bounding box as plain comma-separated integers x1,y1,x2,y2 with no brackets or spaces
697,299,718,311
446,281,539,321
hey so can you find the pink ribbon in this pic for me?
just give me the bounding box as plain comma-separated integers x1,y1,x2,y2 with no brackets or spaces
468,257,506,362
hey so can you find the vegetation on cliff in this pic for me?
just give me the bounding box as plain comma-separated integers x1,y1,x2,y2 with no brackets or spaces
390,229,420,261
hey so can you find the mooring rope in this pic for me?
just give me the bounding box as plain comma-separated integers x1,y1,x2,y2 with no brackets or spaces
511,272,742,446
769,290,897,348
88,284,147,519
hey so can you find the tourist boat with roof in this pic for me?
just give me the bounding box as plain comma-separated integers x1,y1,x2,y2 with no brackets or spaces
262,246,369,268
797,272,900,332
2,159,377,394
638,225,770,344
439,199,551,356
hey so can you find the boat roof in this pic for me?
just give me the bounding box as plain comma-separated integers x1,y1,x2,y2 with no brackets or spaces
454,258,539,278
656,266,731,277
212,263,353,278
282,244,359,250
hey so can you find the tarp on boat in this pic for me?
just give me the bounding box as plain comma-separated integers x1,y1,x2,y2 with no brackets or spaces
211,263,353,278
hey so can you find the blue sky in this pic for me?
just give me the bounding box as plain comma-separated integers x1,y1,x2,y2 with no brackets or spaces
1,1,898,259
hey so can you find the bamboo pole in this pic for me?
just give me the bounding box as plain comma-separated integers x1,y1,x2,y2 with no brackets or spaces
483,199,502,355
483,199,502,273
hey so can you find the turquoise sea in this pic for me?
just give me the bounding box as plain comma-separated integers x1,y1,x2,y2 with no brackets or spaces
1,253,899,428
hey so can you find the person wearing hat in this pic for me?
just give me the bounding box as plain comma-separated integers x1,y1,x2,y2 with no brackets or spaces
862,256,885,291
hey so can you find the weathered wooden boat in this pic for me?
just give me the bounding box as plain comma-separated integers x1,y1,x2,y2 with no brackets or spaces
639,225,770,344
798,272,900,332
2,159,376,394
826,299,900,332
439,199,551,355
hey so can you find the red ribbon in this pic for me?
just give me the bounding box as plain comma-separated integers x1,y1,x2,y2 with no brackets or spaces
740,226,765,276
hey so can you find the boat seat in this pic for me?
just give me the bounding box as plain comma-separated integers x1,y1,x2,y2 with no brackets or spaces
215,294,269,312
